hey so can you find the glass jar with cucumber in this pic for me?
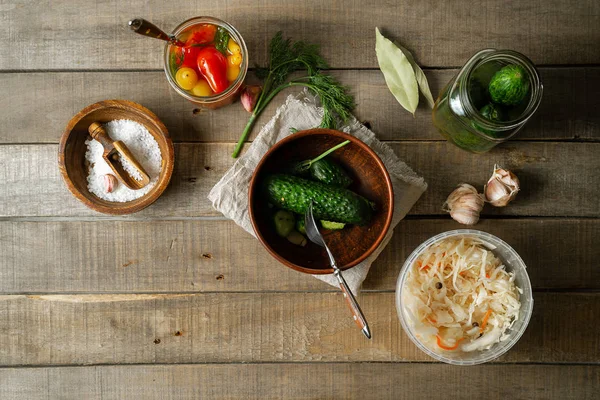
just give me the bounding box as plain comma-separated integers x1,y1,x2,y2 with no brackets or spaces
432,49,543,153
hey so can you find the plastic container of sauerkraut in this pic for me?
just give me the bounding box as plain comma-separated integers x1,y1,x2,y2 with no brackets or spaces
395,230,533,365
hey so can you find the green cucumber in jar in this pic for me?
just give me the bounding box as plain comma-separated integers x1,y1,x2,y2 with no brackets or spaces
309,158,352,188
263,174,374,225
479,103,505,122
488,64,530,106
471,103,507,138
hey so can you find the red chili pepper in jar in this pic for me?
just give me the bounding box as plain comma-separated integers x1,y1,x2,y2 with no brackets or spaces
186,24,217,46
177,25,219,73
180,46,202,71
196,46,229,94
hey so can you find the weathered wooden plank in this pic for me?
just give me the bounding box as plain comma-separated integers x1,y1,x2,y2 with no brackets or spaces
0,292,596,365
0,364,598,400
1,142,598,217
1,219,597,293
0,68,598,144
1,0,599,70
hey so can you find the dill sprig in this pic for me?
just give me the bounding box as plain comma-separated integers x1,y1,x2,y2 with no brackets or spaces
231,32,355,158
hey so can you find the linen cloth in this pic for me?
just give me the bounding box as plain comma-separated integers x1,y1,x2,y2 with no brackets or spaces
208,91,427,293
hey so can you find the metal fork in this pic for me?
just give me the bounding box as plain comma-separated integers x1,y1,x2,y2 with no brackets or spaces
305,202,371,339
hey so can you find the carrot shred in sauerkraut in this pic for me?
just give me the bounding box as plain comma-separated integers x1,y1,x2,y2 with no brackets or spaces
480,309,493,333
402,237,521,353
436,335,464,350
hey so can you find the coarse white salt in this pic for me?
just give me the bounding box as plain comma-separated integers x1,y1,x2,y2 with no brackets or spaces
85,119,162,202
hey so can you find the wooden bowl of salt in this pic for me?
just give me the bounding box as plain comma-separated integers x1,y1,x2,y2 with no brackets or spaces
59,100,175,215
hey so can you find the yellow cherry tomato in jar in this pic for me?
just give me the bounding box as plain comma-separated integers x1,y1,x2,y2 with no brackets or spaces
227,53,242,67
175,67,199,90
227,38,241,55
226,65,240,82
191,79,213,97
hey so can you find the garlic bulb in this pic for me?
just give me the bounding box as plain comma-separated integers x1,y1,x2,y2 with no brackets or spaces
443,184,485,225
484,165,520,207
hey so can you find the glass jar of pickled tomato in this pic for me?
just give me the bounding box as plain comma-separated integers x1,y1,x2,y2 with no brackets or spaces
432,49,543,153
163,17,248,109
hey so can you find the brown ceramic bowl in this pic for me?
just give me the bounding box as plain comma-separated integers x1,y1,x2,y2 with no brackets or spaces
249,129,394,274
59,100,175,215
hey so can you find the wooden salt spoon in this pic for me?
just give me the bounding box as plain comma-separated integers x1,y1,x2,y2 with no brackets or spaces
88,122,151,190
128,18,185,47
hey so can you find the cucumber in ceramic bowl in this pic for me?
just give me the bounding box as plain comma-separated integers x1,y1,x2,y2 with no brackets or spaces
273,210,295,237
296,217,345,233
309,158,353,188
321,220,345,230
488,64,530,106
264,174,374,225
296,218,306,234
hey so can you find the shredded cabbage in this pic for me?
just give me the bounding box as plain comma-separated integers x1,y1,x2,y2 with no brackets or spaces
402,237,521,353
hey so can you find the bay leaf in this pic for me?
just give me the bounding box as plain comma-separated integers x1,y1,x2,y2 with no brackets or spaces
395,42,436,109
375,27,419,115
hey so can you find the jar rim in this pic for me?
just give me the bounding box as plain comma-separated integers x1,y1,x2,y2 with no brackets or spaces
162,16,248,103
458,49,543,135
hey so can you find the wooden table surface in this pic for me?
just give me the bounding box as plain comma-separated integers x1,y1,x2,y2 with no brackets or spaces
1,1,599,399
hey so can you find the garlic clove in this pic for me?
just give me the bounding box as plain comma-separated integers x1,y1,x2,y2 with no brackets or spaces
484,164,520,207
443,183,484,225
103,174,118,193
240,85,262,113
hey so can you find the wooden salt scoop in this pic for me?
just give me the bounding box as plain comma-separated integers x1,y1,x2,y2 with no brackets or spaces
88,122,150,190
